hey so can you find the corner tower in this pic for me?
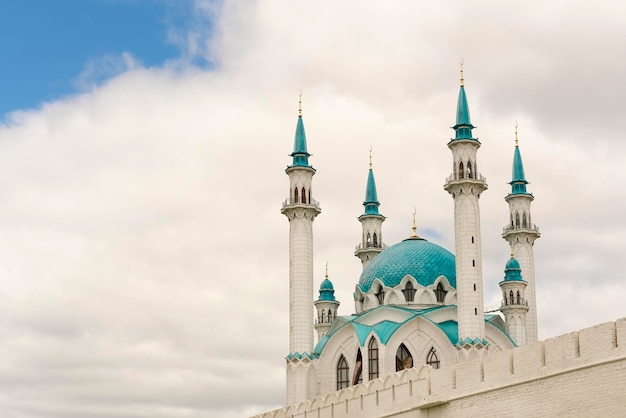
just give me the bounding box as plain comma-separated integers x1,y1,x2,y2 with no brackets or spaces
443,66,488,356
502,126,540,343
355,149,385,269
281,95,321,404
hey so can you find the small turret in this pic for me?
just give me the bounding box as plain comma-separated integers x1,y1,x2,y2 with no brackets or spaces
499,253,529,346
314,265,340,340
355,148,386,269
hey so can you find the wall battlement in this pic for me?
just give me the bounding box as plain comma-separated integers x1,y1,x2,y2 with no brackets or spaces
254,318,626,418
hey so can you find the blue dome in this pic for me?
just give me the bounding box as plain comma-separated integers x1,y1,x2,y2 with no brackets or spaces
320,278,334,291
505,257,521,271
503,256,524,281
358,237,456,292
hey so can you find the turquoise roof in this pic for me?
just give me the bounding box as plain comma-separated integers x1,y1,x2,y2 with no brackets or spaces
363,169,381,215
509,145,529,195
503,256,524,281
357,237,456,292
317,278,336,301
452,86,476,140
312,306,512,356
290,116,311,167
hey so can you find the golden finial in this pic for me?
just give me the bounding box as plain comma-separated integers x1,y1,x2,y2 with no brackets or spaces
298,90,303,117
369,145,373,169
325,262,328,279
411,206,418,237
514,121,519,147
460,58,464,87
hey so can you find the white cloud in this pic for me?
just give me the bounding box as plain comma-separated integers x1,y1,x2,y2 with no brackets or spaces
0,0,625,416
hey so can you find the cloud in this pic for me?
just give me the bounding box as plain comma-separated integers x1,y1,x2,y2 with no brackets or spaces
0,0,625,416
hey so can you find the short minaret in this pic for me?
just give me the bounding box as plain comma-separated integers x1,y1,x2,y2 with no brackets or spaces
502,125,540,343
355,149,386,269
443,64,488,354
314,265,340,340
281,95,321,405
499,253,529,346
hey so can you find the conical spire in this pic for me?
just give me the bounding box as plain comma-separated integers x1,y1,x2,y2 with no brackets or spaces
510,125,529,195
363,148,381,215
290,93,311,167
452,61,476,140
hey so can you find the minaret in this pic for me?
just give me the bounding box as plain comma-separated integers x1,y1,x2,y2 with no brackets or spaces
355,148,385,269
314,264,340,340
499,253,529,346
502,125,540,343
443,63,488,355
281,94,321,404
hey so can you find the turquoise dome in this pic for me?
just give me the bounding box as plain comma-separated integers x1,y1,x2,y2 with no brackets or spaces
318,278,336,301
505,257,521,271
503,256,524,281
358,237,456,292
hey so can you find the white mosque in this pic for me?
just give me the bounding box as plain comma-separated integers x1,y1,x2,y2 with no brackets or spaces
280,70,540,405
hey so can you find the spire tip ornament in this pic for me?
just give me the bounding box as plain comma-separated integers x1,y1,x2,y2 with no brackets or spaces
460,58,465,87
515,121,519,147
411,206,418,238
369,145,373,169
325,262,328,279
298,90,303,117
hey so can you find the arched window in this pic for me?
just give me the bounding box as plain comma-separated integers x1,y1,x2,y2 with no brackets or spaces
294,187,299,203
368,338,379,380
366,233,371,246
459,161,465,179
509,290,514,305
510,215,514,228
402,281,416,302
516,290,521,305
373,233,378,247
426,347,440,369
321,310,325,323
467,161,473,179
522,213,527,228
352,350,363,385
376,286,385,305
301,187,306,204
515,213,520,228
435,282,447,303
337,355,349,390
328,309,333,322
396,344,413,372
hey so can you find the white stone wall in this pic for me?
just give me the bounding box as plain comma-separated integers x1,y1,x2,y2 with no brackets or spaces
256,318,626,418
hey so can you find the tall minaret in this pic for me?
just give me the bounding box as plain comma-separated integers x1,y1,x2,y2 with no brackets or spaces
443,63,488,355
355,148,385,269
281,94,321,404
502,125,540,343
499,253,529,346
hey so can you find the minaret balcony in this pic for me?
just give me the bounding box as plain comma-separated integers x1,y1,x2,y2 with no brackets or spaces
355,242,388,252
445,171,486,184
282,197,321,210
501,297,529,308
502,224,540,234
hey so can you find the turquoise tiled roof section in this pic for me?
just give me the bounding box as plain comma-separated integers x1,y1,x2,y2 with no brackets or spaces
290,116,310,167
503,256,524,281
452,86,476,140
317,278,336,301
357,237,456,292
436,320,459,345
509,145,529,194
363,168,381,215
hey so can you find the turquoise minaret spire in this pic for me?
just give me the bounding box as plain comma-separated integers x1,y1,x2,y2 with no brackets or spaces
510,128,529,194
290,93,311,167
355,148,385,272
452,62,476,140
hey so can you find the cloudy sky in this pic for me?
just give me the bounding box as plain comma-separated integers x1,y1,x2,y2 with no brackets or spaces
0,0,625,416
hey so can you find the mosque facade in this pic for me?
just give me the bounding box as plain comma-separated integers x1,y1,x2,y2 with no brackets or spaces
280,73,541,406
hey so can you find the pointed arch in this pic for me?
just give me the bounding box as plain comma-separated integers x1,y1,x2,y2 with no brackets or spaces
366,232,372,246
376,286,385,305
522,213,527,228
402,281,416,302
515,213,520,228
372,232,378,247
509,290,514,305
301,187,306,204
321,310,325,323
426,347,440,369
395,344,413,372
294,187,299,203
435,282,447,303
328,309,333,322
458,161,465,179
467,161,473,179
516,290,521,305
368,337,379,380
337,355,349,390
